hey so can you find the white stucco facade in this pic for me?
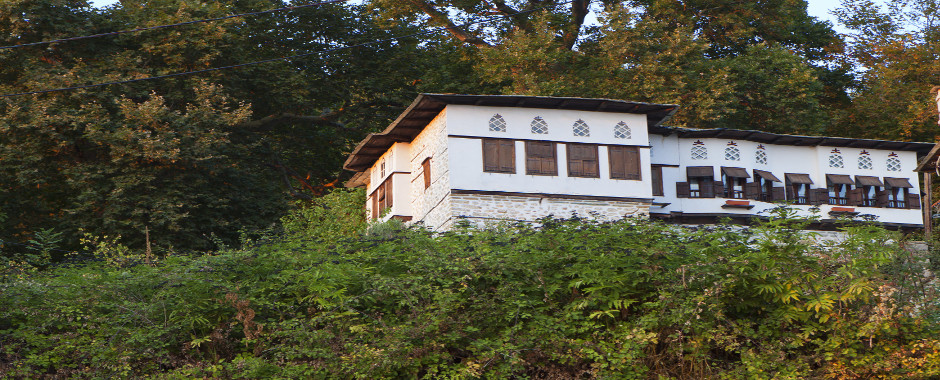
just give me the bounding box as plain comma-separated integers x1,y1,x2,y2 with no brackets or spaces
650,135,924,227
349,94,929,232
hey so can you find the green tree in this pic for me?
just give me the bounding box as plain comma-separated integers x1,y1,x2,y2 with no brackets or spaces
0,0,442,253
833,0,940,141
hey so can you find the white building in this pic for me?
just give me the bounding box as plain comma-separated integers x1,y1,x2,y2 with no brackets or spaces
344,94,932,232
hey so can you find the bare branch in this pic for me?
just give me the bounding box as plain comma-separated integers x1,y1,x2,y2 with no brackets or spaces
239,111,349,131
562,0,590,50
413,0,492,47
491,0,533,33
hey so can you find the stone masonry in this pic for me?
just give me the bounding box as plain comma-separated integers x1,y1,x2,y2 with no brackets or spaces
445,193,651,228
410,110,452,230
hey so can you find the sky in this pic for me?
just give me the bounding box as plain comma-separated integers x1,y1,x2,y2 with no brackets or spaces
86,0,862,29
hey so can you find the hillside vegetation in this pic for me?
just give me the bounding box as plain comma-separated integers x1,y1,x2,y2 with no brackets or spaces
2,190,939,378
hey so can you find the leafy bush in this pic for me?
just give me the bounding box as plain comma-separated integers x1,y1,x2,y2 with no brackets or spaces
1,199,938,378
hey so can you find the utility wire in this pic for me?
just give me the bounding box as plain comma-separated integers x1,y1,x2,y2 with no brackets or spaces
0,2,569,98
0,0,353,51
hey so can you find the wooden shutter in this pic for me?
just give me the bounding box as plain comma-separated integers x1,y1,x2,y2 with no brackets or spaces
745,182,760,200
907,193,921,209
526,141,557,175
498,140,515,173
567,144,599,178
483,139,515,173
676,182,690,198
609,146,625,179
772,187,785,201
699,180,714,198
712,181,724,198
812,188,829,205
651,166,664,196
371,193,378,219
876,190,888,208
848,188,862,206
422,158,431,189
609,146,640,180
483,139,499,172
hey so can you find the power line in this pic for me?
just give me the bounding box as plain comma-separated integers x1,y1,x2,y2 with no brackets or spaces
0,2,569,98
0,0,353,51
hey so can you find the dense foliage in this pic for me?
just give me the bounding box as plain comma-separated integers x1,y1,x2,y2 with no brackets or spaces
0,0,938,257
1,190,939,378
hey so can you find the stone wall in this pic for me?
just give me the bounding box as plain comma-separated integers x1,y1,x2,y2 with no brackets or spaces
409,109,452,230
447,192,651,228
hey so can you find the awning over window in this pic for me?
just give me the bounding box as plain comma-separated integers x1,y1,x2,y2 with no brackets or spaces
884,177,913,188
826,174,854,185
687,166,714,177
855,175,884,187
785,173,813,184
754,169,780,182
721,166,750,178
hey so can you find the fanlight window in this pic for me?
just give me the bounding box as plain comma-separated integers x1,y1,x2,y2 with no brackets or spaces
530,117,548,134
691,145,707,160
887,157,901,171
724,146,740,161
488,114,507,132
828,154,844,168
614,122,631,139
858,155,873,170
755,149,768,165
572,119,590,137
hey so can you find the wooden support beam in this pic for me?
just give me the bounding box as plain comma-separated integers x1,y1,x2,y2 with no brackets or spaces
925,171,933,239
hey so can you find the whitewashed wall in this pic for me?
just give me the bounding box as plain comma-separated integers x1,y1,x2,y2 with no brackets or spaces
445,105,653,199
650,135,923,226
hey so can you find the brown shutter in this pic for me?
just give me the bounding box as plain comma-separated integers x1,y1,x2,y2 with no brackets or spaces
498,140,515,173
371,193,378,219
483,139,499,172
609,146,626,179
422,158,431,189
624,146,640,180
772,187,785,201
701,180,715,198
876,190,888,208
676,182,691,198
526,141,557,176
907,193,921,209
712,181,724,198
813,188,829,205
386,179,393,209
651,166,664,196
585,146,599,178
848,188,863,206
745,182,760,200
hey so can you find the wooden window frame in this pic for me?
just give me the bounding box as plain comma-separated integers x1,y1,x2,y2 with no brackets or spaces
566,143,599,178
370,177,393,219
608,145,642,180
525,141,558,176
482,138,516,174
421,158,431,189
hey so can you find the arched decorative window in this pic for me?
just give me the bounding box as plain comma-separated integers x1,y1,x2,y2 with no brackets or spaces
488,114,507,132
828,154,843,168
887,155,902,171
530,116,548,134
858,151,873,170
614,121,631,139
755,145,768,165
572,119,590,137
690,141,707,160
724,146,741,161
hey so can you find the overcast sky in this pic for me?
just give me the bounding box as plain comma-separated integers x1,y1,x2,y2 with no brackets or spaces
87,0,859,31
